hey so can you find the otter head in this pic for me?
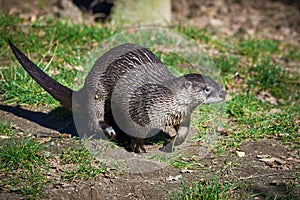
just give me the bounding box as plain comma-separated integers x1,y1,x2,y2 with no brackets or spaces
180,74,226,106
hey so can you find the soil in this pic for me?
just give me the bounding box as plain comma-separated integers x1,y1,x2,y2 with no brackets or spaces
172,0,300,45
0,0,300,199
0,105,299,199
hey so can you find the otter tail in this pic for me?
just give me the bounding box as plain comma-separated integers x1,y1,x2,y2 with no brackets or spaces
8,41,73,110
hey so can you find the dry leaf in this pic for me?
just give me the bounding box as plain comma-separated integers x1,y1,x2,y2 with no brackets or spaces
258,156,286,168
236,151,246,158
166,175,182,181
180,169,195,173
256,154,271,159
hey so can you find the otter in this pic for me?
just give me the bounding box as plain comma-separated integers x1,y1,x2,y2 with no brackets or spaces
8,41,226,153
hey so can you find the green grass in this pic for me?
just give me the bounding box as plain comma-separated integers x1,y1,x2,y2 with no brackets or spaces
1,15,117,107
13,168,49,199
60,161,106,181
0,14,299,199
171,176,239,200
60,142,107,181
238,37,280,58
0,139,47,171
0,120,17,136
0,138,49,198
195,92,299,153
1,13,298,157
247,57,299,100
171,176,299,200
283,44,300,61
0,138,107,198
148,152,198,170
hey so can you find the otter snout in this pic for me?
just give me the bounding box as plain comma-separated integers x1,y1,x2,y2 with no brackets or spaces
219,89,226,100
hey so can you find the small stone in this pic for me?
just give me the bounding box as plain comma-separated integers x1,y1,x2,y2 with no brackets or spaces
208,18,223,31
256,154,271,159
216,126,227,135
269,108,282,114
236,151,245,158
180,169,195,173
270,180,280,186
166,175,182,181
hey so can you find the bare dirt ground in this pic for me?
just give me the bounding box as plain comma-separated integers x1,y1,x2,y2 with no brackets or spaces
0,0,300,199
173,0,300,43
0,105,299,199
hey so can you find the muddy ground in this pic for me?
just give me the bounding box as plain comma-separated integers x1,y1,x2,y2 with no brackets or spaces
0,0,300,199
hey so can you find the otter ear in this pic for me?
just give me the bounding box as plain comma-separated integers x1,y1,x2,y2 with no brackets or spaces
183,81,192,89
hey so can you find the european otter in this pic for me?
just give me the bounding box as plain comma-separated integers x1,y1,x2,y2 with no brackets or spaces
9,41,226,152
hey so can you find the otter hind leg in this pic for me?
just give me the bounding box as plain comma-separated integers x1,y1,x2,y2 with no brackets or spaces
99,121,116,140
92,96,116,140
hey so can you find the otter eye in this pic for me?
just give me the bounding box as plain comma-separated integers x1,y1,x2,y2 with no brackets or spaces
204,88,211,95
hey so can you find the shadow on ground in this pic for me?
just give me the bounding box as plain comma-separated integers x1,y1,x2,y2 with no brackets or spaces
0,104,76,136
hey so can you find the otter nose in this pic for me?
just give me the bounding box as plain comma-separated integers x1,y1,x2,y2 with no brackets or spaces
219,89,226,99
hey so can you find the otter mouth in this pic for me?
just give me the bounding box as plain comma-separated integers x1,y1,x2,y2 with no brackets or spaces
203,99,224,104
203,95,226,104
